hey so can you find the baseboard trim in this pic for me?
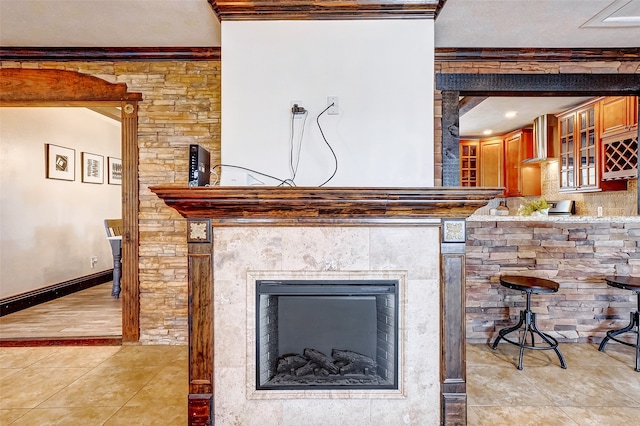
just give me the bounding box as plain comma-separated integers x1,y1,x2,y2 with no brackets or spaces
0,270,113,316
0,336,122,347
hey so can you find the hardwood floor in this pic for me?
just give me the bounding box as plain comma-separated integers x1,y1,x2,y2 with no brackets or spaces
0,283,121,340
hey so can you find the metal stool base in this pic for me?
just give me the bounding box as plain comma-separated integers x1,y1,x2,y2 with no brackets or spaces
492,292,567,370
598,310,640,372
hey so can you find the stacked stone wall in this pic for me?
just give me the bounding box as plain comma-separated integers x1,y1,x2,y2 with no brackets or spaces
466,218,640,343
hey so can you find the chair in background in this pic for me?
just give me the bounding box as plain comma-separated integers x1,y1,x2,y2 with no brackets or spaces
104,219,123,238
104,219,123,298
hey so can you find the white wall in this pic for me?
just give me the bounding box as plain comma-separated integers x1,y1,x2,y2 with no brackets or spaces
221,20,435,187
0,107,121,298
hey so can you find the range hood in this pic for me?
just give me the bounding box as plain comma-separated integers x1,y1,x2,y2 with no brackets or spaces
523,114,555,163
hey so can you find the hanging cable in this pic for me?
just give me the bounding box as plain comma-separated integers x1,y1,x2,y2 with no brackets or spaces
317,103,338,187
289,110,308,184
211,164,293,187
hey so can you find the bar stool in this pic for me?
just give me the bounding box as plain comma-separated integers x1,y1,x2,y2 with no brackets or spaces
598,275,640,372
492,275,567,370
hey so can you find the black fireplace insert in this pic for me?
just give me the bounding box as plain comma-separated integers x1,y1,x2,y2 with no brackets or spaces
256,279,399,390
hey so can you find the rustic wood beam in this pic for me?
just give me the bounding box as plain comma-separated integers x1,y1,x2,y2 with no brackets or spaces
149,186,503,222
208,0,444,20
435,47,640,62
0,47,221,62
458,96,486,117
436,73,640,97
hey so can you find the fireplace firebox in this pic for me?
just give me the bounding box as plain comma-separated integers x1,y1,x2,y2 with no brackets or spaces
256,279,399,390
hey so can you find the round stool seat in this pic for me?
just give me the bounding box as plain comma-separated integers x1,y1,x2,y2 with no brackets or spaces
605,275,640,293
500,275,559,294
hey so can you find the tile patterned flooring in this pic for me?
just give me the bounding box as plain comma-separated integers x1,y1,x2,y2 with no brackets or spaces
0,342,638,425
1,285,639,424
0,345,187,425
468,342,640,425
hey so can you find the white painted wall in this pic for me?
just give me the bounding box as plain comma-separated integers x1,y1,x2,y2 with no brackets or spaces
0,107,121,298
221,20,434,187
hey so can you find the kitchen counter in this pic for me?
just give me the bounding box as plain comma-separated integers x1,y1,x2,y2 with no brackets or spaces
469,214,640,222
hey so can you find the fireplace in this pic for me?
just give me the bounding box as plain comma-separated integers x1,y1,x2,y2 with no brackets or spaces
151,186,501,425
256,279,398,390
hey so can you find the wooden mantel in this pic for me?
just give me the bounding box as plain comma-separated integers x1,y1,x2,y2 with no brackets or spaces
208,0,444,21
150,186,501,222
151,186,501,425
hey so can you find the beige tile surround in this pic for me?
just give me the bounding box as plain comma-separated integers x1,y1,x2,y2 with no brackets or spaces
212,226,442,425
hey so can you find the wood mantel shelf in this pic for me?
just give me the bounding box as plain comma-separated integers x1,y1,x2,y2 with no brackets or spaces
150,186,503,223
208,0,443,21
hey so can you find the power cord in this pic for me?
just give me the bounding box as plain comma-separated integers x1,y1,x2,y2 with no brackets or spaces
317,102,338,187
289,109,308,184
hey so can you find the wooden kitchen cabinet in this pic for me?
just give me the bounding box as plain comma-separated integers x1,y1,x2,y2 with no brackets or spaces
599,96,638,136
504,129,540,197
459,139,478,187
557,100,599,191
479,137,503,188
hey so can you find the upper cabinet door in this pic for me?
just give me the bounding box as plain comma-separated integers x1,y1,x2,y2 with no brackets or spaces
600,96,638,136
479,137,503,189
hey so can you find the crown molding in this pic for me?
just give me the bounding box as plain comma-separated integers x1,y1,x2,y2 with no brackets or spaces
0,47,221,62
435,47,640,62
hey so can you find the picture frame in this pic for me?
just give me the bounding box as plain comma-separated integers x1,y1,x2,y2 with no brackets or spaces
81,152,104,184
46,144,75,181
108,157,122,185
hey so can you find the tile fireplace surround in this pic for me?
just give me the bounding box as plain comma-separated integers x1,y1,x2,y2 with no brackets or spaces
151,186,500,425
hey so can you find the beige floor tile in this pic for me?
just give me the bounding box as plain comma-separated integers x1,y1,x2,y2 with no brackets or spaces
0,367,91,409
561,406,640,425
38,365,160,408
559,342,631,368
104,404,187,426
467,364,555,406
0,346,61,369
30,345,122,368
470,406,580,426
0,408,29,424
9,406,120,426
523,364,640,408
0,368,21,380
124,365,188,408
98,344,186,368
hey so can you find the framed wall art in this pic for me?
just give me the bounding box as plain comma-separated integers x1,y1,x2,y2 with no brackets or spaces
46,144,75,181
108,157,122,185
81,152,104,184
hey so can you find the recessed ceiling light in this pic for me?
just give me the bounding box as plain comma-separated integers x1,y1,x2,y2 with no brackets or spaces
483,129,493,135
505,111,517,118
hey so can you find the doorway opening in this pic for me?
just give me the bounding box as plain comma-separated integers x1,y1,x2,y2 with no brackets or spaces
0,68,141,343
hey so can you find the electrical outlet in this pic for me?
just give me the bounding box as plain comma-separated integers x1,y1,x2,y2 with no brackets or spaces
327,96,339,115
90,256,98,268
290,100,305,118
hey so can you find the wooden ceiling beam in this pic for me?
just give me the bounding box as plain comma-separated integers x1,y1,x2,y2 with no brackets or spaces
208,0,445,21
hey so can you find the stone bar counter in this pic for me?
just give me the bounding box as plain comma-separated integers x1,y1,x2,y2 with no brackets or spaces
465,214,640,343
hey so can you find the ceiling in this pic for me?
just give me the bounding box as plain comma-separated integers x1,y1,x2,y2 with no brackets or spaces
1,0,638,137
